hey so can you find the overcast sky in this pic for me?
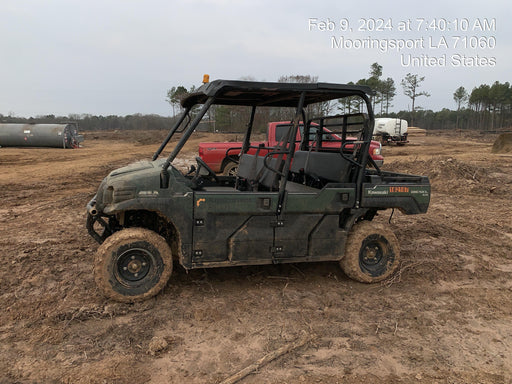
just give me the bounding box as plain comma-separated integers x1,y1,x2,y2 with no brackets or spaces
0,0,509,117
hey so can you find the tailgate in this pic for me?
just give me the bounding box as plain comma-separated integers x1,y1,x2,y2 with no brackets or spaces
361,172,430,214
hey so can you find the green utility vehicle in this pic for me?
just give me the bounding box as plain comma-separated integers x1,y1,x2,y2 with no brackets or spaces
87,79,430,302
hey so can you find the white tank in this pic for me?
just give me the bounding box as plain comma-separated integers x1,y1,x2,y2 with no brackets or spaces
374,118,408,138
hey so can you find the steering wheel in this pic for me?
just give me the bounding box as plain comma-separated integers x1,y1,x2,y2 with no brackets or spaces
194,156,219,183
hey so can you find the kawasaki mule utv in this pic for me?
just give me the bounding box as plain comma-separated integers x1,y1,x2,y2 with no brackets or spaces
86,78,430,302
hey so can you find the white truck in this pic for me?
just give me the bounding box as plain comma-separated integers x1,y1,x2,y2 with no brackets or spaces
373,118,408,145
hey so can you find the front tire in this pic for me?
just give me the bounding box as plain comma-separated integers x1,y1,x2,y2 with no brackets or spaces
341,221,400,283
94,228,173,302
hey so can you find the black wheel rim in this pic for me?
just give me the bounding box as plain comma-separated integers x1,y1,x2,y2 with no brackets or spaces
359,234,395,277
116,248,152,284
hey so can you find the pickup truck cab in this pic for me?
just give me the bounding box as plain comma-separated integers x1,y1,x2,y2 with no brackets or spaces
87,78,430,302
199,121,384,176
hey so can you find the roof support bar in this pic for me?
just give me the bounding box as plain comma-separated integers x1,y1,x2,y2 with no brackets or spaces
162,97,215,171
241,106,257,155
152,107,191,161
276,91,306,215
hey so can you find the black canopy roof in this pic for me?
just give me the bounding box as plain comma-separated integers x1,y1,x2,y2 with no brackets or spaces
181,79,373,109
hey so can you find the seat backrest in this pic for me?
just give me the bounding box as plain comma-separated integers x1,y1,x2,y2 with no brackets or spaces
258,156,283,190
237,153,259,181
292,150,351,183
290,151,308,174
238,153,282,190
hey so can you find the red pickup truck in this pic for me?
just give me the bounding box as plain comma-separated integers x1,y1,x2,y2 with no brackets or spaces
199,121,384,176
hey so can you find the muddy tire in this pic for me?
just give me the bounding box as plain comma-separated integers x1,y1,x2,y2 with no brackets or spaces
94,228,173,302
341,221,400,283
222,161,238,176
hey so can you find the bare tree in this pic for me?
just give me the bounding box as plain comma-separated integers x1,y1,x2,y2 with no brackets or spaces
166,86,188,117
278,75,335,116
401,73,430,125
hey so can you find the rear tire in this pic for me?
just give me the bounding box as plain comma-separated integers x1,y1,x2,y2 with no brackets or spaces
222,161,239,176
94,228,173,302
341,221,400,283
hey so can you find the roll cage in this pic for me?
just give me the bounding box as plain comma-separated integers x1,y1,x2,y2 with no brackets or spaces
152,79,376,205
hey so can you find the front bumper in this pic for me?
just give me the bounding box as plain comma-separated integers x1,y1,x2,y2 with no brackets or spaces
86,196,112,244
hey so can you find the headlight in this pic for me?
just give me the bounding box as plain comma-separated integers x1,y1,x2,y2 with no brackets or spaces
103,186,114,204
373,145,382,156
112,187,136,203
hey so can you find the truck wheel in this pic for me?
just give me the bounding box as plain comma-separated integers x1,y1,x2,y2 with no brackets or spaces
341,221,400,283
222,161,239,176
94,228,173,302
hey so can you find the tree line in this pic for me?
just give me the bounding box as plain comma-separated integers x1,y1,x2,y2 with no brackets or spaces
2,67,510,132
0,113,178,131
383,80,511,131
168,67,511,132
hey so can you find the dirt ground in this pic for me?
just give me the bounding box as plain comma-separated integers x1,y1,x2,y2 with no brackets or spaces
1,130,511,384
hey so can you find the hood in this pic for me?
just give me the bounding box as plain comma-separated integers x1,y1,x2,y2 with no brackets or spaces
109,161,157,177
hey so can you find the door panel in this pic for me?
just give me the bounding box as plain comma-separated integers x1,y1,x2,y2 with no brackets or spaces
228,216,274,261
274,214,323,258
275,187,355,260
192,191,277,264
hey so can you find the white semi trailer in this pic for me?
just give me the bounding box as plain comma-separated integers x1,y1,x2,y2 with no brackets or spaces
373,118,408,145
